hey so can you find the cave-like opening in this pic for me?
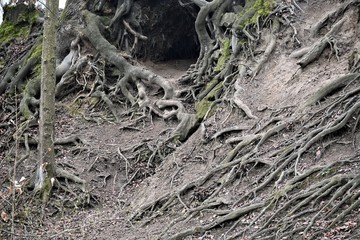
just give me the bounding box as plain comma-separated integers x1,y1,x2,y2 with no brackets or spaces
136,0,199,62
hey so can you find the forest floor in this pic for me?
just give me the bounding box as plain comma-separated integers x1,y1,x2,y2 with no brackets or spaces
2,0,360,239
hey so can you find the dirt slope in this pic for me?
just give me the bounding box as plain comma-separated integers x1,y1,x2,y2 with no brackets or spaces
2,0,360,239
42,1,360,239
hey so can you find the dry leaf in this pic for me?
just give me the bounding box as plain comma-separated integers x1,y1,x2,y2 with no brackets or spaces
42,162,48,169
1,211,8,222
14,180,21,188
19,176,27,183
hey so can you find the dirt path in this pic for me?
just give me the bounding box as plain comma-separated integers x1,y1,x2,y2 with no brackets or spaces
141,59,195,80
40,60,196,240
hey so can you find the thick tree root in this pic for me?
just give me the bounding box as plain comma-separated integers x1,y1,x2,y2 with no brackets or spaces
310,0,359,37
129,78,360,239
297,17,346,68
167,203,264,240
80,10,199,140
82,10,174,101
233,75,258,120
55,56,88,99
304,73,360,106
19,77,40,119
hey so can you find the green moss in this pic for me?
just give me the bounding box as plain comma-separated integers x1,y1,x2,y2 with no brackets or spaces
0,20,29,42
0,5,38,43
90,96,100,105
251,0,273,18
195,98,213,119
20,77,40,120
26,39,43,77
66,97,100,118
58,7,68,25
28,38,42,59
22,77,38,96
67,100,83,116
214,37,231,72
235,0,275,28
20,105,32,120
195,80,223,119
40,177,53,203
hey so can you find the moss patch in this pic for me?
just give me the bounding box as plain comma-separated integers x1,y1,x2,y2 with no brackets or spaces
235,0,275,29
195,80,223,119
0,57,4,69
20,77,40,119
26,39,43,77
214,37,231,72
0,20,29,42
0,4,38,43
67,100,83,117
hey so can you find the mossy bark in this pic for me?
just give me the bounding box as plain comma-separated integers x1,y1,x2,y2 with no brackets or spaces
0,4,38,43
195,81,223,119
233,0,274,30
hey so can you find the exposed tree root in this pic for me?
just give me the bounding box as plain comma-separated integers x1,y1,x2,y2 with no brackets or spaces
56,167,86,185
19,78,40,119
304,73,360,107
251,20,279,79
129,79,360,238
55,56,88,99
233,75,258,120
297,16,346,68
83,10,174,99
167,203,264,240
1,0,360,239
80,9,200,140
310,0,359,37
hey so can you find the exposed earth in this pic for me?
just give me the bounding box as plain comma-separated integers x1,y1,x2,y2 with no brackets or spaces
1,0,360,239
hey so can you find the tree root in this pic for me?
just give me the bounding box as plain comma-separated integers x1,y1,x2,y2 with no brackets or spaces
310,0,359,37
55,56,88,99
18,134,85,146
166,203,264,240
233,68,258,120
211,124,251,140
304,73,360,107
55,36,80,79
129,75,360,238
56,167,86,185
155,100,199,141
83,11,174,101
248,159,360,239
19,77,40,119
91,89,121,121
297,17,347,68
294,101,360,175
251,20,279,79
2,1,360,239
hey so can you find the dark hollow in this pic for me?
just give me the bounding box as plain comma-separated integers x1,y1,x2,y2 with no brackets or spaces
136,0,199,62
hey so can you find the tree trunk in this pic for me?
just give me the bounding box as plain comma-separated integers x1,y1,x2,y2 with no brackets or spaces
36,0,58,199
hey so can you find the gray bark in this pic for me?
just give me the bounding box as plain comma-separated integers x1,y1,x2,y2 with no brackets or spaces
36,0,59,192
